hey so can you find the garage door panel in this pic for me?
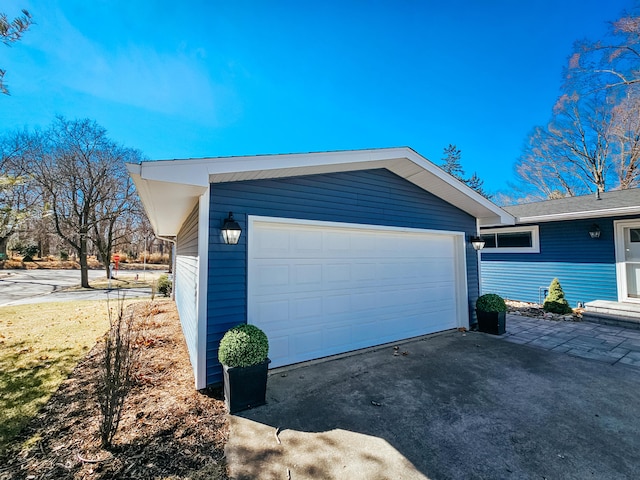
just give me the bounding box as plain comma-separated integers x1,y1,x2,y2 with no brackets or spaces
294,331,325,355
254,299,290,325
255,227,290,254
324,325,352,348
293,230,323,254
326,263,351,282
294,263,322,284
293,297,323,318
268,335,290,364
249,219,465,368
326,232,351,251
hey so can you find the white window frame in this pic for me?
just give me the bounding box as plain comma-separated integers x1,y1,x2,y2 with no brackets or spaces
480,225,540,254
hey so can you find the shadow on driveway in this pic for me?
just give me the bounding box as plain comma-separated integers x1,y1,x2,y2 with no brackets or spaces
226,331,640,480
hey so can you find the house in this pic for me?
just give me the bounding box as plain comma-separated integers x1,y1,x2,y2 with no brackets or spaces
480,189,640,308
127,147,513,389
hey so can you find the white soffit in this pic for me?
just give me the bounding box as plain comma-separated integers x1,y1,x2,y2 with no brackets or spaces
128,165,207,237
127,148,514,236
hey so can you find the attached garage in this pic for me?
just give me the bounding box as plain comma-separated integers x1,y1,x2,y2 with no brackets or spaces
128,147,514,389
248,217,467,367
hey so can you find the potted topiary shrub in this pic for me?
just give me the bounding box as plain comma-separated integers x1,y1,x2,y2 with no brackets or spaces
218,324,270,414
475,293,507,335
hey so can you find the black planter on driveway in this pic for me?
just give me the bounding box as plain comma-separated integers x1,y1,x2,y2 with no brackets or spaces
223,359,271,414
477,310,506,335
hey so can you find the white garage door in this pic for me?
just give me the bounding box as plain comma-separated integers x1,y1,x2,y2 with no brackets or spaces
248,217,468,368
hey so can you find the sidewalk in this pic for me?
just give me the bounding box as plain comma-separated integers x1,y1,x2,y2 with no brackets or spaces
501,314,640,368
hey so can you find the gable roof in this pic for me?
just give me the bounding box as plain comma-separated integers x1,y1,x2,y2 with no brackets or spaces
502,188,640,224
127,147,514,237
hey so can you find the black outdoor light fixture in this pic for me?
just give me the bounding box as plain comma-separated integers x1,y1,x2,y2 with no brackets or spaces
221,212,242,245
470,235,486,251
589,224,601,239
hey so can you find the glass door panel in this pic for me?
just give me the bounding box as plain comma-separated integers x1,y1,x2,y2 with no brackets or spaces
623,227,640,299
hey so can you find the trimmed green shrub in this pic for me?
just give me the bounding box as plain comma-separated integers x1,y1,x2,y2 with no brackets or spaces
156,274,172,297
543,278,573,314
18,243,38,262
218,324,269,368
476,293,507,313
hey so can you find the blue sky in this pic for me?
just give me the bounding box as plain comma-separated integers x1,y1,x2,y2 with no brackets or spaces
1,0,635,197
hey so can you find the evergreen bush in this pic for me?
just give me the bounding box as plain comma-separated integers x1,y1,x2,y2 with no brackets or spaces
156,274,172,297
543,278,573,314
218,324,269,368
476,293,507,313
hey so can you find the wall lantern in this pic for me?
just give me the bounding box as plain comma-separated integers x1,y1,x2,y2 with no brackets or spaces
470,235,486,251
221,212,242,245
589,224,601,239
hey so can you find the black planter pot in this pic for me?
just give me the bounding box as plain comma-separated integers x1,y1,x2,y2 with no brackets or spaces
223,359,270,414
476,310,506,335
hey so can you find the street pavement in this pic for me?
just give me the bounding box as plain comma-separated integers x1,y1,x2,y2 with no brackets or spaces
0,269,161,306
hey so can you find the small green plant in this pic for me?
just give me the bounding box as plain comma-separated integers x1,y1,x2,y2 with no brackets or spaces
543,278,573,314
60,251,69,261
17,243,38,262
218,324,269,368
156,274,172,297
476,293,507,313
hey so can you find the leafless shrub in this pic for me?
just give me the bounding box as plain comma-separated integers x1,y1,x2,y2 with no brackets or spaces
97,297,144,449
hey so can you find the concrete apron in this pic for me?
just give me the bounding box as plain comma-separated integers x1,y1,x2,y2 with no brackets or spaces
226,328,640,480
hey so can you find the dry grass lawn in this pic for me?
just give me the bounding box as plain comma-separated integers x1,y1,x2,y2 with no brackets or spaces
0,300,228,480
0,300,114,449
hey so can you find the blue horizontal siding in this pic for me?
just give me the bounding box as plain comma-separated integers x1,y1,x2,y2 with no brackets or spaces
206,168,479,386
482,217,621,264
481,261,617,306
174,204,200,383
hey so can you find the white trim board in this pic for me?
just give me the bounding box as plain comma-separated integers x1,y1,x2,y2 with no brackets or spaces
127,148,514,237
614,219,640,304
195,187,210,389
480,225,540,254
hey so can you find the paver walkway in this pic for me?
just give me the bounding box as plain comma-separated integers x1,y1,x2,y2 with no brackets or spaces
501,313,640,368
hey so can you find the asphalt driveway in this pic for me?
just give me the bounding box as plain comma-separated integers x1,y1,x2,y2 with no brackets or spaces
226,325,640,479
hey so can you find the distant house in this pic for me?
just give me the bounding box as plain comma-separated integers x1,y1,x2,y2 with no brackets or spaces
128,147,513,388
480,189,640,307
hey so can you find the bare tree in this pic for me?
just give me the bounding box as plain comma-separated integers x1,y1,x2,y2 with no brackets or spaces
515,126,580,199
513,9,640,201
0,130,40,254
1,9,32,94
90,150,142,278
516,72,619,199
546,92,613,193
610,88,640,189
567,10,640,93
28,117,143,287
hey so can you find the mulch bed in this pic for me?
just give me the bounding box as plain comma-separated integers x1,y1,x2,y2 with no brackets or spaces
0,300,229,480
506,299,583,321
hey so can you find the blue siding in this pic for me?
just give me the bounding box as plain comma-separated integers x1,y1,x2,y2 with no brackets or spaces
481,216,637,305
175,204,200,381
481,261,617,305
206,168,479,386
482,218,615,263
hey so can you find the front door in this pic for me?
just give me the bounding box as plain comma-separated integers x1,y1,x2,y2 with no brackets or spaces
615,220,640,302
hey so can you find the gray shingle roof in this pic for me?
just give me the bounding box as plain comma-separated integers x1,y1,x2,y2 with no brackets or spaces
503,189,640,222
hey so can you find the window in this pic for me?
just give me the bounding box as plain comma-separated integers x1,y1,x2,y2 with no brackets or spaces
480,226,540,253
630,228,640,243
